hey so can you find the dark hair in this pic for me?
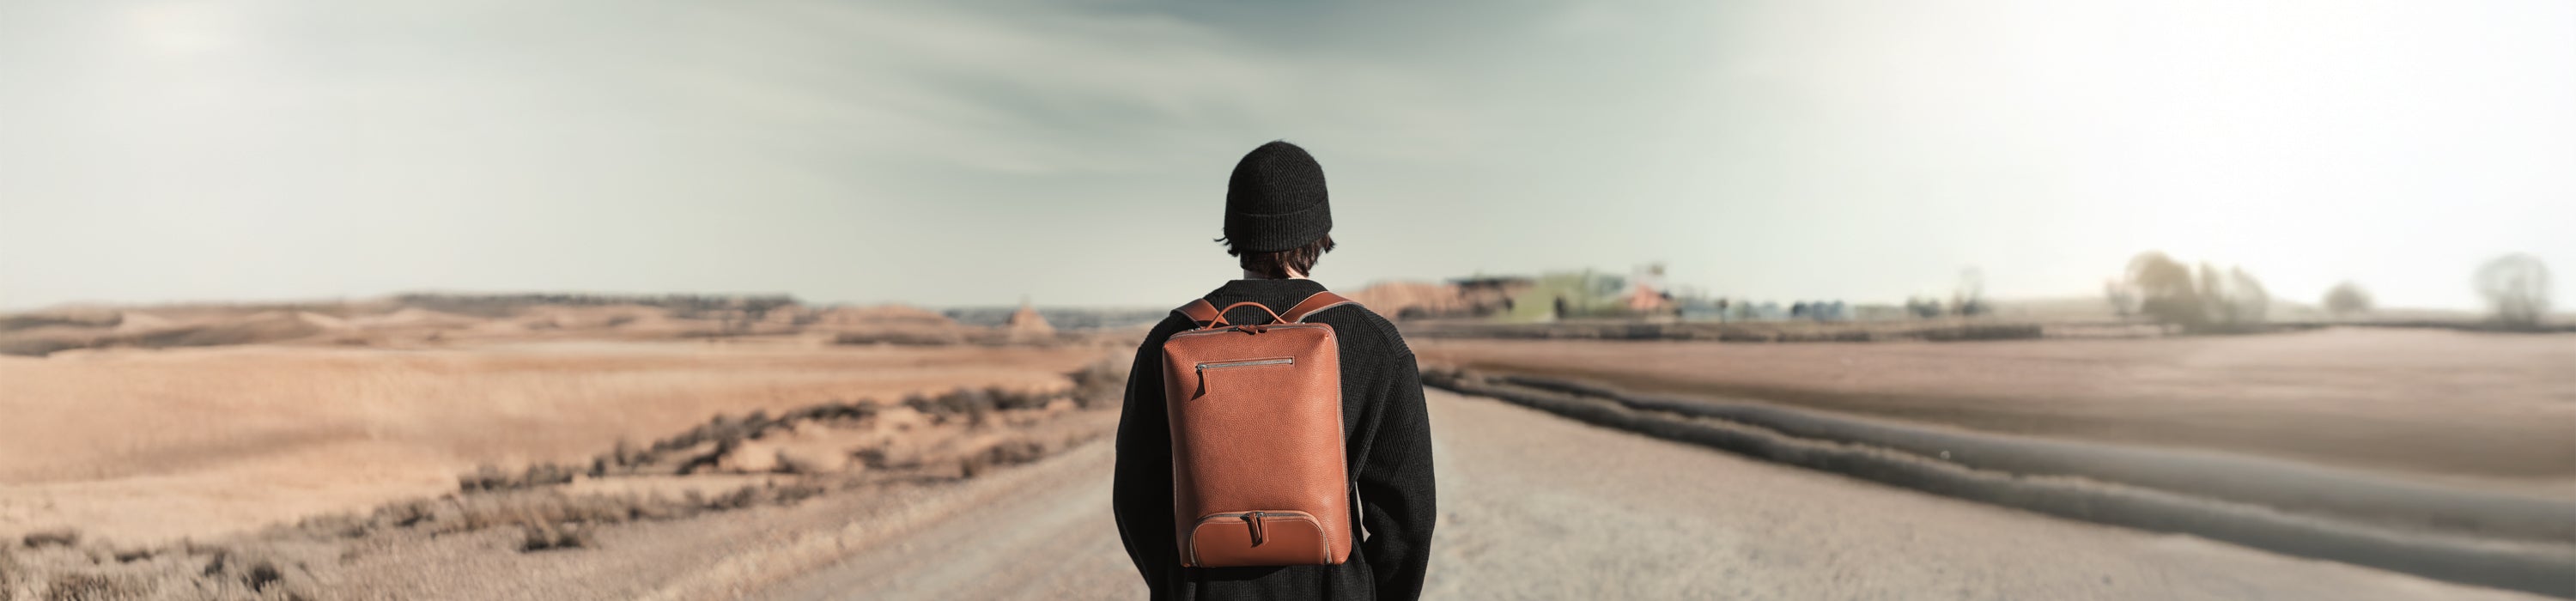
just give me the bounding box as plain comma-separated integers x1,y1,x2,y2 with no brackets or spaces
1219,234,1336,278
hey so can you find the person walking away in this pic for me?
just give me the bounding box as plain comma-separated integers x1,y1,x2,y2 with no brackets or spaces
1113,141,1437,600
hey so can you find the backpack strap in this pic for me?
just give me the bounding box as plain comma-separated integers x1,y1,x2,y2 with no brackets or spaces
1282,291,1358,323
1180,292,1358,327
1175,299,1222,327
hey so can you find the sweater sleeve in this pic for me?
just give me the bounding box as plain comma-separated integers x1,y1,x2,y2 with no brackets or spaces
1111,320,1182,593
1358,343,1437,601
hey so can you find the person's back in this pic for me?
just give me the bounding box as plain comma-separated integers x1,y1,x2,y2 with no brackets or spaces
1112,141,1437,600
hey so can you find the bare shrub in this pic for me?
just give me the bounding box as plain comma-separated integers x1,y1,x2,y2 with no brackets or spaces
673,439,735,476
242,561,282,593
1065,357,1127,410
41,572,148,601
781,399,878,423
518,524,591,553
962,440,1048,479
1952,268,1990,317
374,500,436,529
720,485,774,511
19,531,77,550
458,464,511,493
770,482,828,507
853,448,891,470
2476,253,2554,329
293,513,373,539
457,462,583,494
2104,279,2141,319
522,463,580,488
988,385,1048,411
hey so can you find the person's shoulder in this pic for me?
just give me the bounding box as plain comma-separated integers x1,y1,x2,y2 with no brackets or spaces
1135,312,1195,350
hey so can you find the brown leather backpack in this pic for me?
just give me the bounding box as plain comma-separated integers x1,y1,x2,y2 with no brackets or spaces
1159,291,1360,568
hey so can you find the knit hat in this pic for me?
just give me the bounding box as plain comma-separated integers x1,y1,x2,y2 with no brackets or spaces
1223,141,1332,253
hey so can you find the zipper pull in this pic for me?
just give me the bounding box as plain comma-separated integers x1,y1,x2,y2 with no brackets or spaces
1244,512,1266,547
1194,364,1206,399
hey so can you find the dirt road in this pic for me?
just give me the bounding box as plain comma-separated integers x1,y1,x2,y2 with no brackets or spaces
749,389,2546,600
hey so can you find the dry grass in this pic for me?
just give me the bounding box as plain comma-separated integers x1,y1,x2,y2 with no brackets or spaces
38,572,147,601
0,341,1106,544
2,547,20,601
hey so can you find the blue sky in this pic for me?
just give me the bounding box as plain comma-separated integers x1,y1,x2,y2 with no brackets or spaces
3,0,2569,310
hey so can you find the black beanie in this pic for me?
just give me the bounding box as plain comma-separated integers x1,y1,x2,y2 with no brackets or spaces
1224,141,1332,253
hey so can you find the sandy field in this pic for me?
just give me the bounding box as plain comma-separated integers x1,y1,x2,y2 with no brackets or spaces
1414,327,2576,496
0,340,1108,545
3,306,2567,599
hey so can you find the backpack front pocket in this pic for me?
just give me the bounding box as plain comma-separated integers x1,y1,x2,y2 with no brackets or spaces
1187,510,1331,568
1190,357,1293,399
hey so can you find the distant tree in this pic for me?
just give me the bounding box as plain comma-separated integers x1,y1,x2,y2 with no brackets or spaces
2124,252,2269,331
1952,268,1990,317
2127,252,2203,327
2205,265,2269,326
1905,296,1944,319
2322,282,2373,317
2103,279,2140,319
2475,253,2553,329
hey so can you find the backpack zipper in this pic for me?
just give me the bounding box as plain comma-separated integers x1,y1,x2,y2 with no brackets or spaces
1193,358,1293,399
1197,358,1294,371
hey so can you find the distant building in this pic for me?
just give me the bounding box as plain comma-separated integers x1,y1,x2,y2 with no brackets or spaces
1451,276,1534,318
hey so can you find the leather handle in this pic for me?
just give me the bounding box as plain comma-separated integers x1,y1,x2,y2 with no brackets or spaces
1210,301,1285,327
1176,291,1362,330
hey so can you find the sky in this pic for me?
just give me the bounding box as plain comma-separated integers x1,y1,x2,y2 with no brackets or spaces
3,0,2570,311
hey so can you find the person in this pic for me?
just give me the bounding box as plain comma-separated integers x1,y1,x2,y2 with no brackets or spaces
1112,141,1437,600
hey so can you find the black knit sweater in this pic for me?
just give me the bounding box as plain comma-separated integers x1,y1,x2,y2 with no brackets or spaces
1113,278,1438,601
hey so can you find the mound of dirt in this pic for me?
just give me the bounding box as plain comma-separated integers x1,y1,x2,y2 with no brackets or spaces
1003,304,1054,344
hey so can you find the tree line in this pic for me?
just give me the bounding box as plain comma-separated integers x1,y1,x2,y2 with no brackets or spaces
2105,252,2554,331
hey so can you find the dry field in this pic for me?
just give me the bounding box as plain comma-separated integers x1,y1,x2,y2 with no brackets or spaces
0,340,1109,545
1414,326,2576,498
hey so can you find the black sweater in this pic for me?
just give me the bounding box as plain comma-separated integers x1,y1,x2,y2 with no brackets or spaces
1113,278,1438,601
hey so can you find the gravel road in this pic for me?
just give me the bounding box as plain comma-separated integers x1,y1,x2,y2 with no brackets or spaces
750,389,2549,600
